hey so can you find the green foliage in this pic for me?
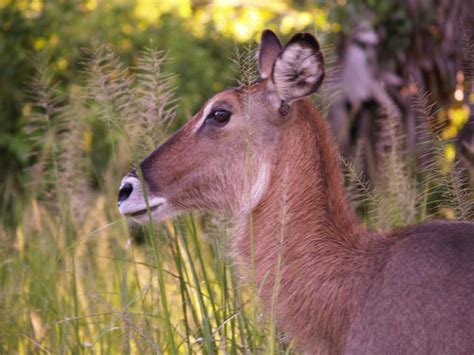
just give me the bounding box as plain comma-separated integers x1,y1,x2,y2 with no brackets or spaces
0,2,236,222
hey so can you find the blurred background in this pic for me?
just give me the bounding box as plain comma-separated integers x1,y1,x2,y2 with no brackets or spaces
0,0,473,353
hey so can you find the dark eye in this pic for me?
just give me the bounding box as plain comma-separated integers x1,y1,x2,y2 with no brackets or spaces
206,109,231,125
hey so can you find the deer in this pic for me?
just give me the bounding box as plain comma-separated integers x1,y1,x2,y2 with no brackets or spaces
117,30,474,354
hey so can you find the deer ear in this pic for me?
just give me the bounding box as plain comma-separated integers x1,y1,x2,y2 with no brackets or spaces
258,29,282,79
271,32,324,103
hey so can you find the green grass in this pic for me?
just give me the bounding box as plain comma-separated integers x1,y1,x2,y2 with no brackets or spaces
1,193,287,353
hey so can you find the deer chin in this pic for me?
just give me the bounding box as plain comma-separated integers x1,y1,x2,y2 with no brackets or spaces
119,196,175,224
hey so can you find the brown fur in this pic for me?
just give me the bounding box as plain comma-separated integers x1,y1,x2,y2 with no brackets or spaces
235,99,370,353
118,31,474,354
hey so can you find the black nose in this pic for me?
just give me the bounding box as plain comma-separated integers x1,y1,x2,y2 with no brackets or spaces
118,183,133,203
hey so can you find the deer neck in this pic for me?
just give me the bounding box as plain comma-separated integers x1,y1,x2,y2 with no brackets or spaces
234,101,370,352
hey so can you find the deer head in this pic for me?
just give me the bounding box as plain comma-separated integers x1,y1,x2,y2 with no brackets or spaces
117,30,324,223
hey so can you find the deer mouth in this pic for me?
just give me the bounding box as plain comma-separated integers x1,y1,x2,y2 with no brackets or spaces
117,175,171,223
124,203,163,217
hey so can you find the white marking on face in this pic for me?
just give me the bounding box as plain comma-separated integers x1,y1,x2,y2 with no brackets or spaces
193,98,215,133
129,199,176,224
250,162,270,210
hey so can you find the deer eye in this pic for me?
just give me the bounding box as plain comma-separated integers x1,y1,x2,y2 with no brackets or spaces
206,109,231,126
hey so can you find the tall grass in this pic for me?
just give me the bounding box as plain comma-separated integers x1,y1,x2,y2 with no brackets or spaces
1,42,472,354
1,44,285,354
343,80,473,228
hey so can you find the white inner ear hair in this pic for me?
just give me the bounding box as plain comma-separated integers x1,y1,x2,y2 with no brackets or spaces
273,43,322,101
